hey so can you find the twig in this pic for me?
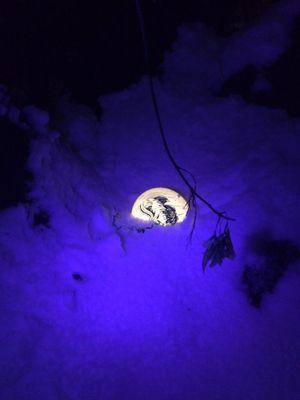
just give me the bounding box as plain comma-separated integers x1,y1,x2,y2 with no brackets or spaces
134,0,235,223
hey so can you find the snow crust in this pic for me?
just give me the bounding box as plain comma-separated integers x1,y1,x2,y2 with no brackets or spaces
0,1,300,399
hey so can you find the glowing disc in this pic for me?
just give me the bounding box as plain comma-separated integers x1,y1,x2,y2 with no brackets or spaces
131,187,189,226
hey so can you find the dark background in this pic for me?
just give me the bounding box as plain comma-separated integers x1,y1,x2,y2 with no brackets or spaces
2,0,300,211
0,0,279,109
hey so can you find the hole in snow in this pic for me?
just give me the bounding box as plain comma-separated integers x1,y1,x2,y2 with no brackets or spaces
33,210,50,227
72,273,84,282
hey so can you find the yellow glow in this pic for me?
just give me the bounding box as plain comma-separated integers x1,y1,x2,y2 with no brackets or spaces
131,187,189,226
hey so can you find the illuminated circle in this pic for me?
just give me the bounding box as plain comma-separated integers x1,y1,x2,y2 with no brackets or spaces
131,187,189,226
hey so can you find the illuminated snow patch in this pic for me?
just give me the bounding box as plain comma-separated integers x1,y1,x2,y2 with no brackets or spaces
131,187,189,226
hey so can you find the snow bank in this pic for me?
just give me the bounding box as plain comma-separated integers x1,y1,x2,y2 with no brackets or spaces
0,1,300,399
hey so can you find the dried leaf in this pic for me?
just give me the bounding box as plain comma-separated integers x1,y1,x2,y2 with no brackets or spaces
202,226,235,272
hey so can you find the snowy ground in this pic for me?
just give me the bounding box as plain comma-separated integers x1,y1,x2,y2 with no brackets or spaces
1,1,300,399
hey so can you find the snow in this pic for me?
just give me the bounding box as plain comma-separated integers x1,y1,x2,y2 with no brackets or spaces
1,1,300,399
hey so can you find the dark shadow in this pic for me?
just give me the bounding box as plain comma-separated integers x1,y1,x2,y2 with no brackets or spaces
242,230,300,307
33,210,50,228
220,16,300,117
0,118,32,210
